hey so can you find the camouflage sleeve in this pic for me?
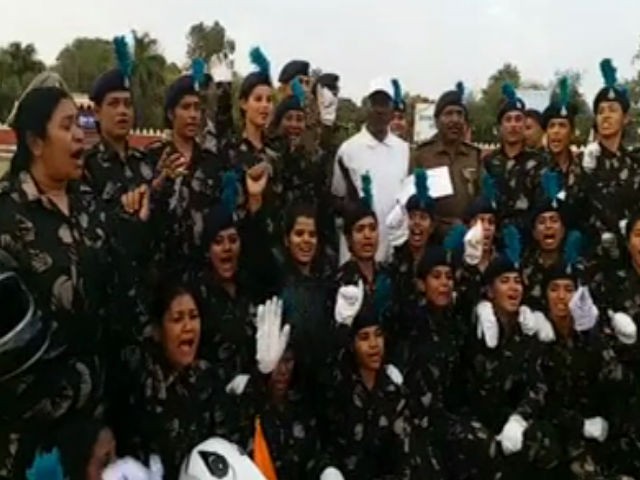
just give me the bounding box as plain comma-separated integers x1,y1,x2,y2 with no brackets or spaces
514,341,548,422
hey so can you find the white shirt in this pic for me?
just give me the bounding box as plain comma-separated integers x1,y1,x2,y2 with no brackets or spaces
332,126,409,263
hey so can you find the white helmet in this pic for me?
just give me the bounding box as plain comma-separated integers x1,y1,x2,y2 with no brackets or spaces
178,438,267,480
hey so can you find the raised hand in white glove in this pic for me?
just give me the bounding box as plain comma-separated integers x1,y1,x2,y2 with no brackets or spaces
583,417,609,442
320,466,345,480
533,311,556,343
335,280,365,327
582,142,600,173
225,374,250,396
496,414,528,455
147,455,163,480
569,286,599,332
102,457,156,480
318,86,338,126
210,52,233,83
385,364,404,386
385,203,409,248
518,306,538,336
608,310,637,345
255,297,291,374
464,221,484,266
476,300,499,348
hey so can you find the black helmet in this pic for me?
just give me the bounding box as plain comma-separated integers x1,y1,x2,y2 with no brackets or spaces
0,251,51,381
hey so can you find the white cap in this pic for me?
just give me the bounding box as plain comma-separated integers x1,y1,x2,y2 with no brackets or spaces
368,77,394,99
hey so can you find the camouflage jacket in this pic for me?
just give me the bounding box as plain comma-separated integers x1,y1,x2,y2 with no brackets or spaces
0,170,148,353
192,269,258,388
460,319,548,432
83,140,154,205
577,143,640,243
117,342,226,479
483,147,548,231
147,140,227,272
324,359,414,480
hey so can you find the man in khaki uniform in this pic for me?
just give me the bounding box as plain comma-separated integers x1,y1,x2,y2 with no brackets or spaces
410,83,482,237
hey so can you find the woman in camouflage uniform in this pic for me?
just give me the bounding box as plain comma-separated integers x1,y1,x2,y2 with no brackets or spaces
116,280,227,479
0,87,149,478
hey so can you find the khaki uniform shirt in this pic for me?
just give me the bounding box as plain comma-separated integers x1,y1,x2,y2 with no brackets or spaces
410,136,482,233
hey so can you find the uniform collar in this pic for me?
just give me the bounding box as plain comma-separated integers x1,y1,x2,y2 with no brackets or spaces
361,126,393,148
16,170,84,213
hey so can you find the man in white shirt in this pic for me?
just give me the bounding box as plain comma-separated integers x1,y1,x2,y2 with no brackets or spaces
332,77,410,263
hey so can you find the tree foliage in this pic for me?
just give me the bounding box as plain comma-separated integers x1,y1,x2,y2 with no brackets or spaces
0,42,45,121
54,38,114,93
186,21,235,63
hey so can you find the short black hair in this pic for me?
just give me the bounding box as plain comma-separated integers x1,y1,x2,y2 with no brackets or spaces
150,278,201,326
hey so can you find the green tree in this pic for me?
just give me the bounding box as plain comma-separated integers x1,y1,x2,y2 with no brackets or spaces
186,21,235,63
54,38,114,93
468,63,521,143
0,42,45,120
130,31,171,129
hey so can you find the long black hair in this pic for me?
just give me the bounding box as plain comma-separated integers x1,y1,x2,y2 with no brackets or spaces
10,86,72,175
150,277,202,327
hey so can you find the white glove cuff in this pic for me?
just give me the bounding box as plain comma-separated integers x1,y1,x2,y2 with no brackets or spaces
320,467,345,480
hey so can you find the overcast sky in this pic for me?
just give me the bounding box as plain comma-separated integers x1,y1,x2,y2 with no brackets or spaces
1,0,638,102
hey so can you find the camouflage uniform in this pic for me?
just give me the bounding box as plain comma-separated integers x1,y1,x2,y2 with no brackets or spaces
83,140,157,339
147,140,227,273
0,171,147,477
323,351,416,479
225,137,285,244
395,302,494,479
116,341,227,479
238,387,331,479
540,326,635,479
460,320,557,477
577,144,640,247
483,148,548,233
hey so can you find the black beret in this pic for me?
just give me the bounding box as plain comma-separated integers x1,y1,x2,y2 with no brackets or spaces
239,71,272,100
464,196,496,223
541,102,577,130
314,73,340,95
202,204,237,248
164,74,212,126
351,301,381,333
530,196,568,227
90,68,129,105
343,200,377,238
542,261,578,293
405,193,435,216
497,97,526,123
483,255,520,286
272,95,304,128
278,60,310,84
524,109,543,127
435,89,467,119
416,246,451,279
593,86,630,114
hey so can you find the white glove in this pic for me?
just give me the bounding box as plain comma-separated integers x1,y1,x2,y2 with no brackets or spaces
476,300,499,348
320,466,345,480
582,142,600,173
463,221,484,266
569,286,599,332
608,310,637,345
385,364,404,386
318,86,338,126
385,203,409,247
225,374,250,396
210,52,233,83
255,297,291,374
102,457,158,480
496,414,528,455
518,306,538,336
583,417,609,442
533,311,556,343
334,280,365,327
